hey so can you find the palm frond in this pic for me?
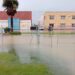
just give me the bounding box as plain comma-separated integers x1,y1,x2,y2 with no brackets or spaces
3,0,18,8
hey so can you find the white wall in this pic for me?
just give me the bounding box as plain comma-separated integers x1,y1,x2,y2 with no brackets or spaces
0,20,8,33
20,20,31,32
0,20,32,33
0,20,8,28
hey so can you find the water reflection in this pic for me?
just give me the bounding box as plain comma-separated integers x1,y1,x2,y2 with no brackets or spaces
0,33,75,75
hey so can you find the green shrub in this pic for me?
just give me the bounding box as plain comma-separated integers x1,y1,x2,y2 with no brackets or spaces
9,32,21,35
4,27,10,33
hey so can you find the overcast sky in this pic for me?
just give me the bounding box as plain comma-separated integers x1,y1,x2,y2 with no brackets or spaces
0,0,75,24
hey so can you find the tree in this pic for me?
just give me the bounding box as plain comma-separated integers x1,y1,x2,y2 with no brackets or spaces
3,0,19,32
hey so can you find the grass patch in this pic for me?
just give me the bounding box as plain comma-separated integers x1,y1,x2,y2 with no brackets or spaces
50,31,75,35
0,53,19,64
3,31,75,35
30,56,40,63
9,32,21,35
0,64,51,75
0,53,53,75
45,32,75,35
22,31,75,35
8,48,17,56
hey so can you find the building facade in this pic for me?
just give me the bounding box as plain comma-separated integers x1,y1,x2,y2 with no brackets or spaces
0,11,8,29
44,12,75,30
0,11,32,32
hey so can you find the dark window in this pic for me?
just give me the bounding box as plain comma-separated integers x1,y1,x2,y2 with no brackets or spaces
49,16,54,20
61,16,66,20
72,16,75,19
72,23,75,27
48,24,54,31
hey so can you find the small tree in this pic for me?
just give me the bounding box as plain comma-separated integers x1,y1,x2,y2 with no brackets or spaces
3,0,19,32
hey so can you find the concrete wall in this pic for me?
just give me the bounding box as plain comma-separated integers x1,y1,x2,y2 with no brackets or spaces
0,19,31,32
44,12,75,30
0,20,8,28
20,20,31,32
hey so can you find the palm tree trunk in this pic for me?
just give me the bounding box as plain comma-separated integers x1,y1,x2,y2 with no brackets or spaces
11,16,13,32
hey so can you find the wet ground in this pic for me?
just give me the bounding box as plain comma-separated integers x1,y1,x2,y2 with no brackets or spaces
0,33,75,75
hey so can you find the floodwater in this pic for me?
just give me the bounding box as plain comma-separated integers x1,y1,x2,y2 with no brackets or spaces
0,32,75,75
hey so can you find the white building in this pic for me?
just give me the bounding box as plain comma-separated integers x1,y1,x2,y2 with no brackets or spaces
0,11,32,32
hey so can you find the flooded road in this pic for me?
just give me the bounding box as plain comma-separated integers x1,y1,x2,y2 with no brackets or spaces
0,33,75,75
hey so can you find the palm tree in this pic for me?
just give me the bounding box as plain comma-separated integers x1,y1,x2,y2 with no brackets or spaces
3,0,19,32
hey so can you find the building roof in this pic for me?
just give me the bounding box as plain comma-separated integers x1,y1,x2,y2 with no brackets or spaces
0,11,32,20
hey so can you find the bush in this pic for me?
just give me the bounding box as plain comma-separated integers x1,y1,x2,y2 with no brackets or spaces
4,27,10,33
9,32,21,35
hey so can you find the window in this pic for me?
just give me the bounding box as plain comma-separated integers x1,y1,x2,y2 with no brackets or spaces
60,23,65,29
60,23,65,28
72,23,75,27
61,16,66,20
48,24,54,31
49,24,54,27
72,16,75,19
49,15,54,20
